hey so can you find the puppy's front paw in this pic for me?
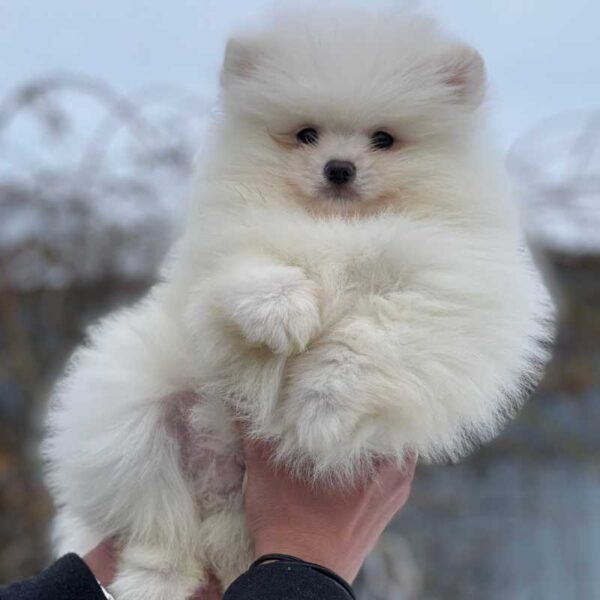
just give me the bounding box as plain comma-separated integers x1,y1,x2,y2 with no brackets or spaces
225,266,321,355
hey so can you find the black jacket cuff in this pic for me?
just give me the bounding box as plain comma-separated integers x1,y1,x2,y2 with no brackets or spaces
223,560,354,600
0,553,106,600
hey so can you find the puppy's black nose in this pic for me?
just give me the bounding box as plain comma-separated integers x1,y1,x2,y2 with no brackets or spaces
324,160,356,185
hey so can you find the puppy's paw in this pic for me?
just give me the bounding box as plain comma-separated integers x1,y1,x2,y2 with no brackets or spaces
225,266,321,355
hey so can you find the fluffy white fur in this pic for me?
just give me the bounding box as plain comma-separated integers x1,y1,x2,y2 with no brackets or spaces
44,8,553,600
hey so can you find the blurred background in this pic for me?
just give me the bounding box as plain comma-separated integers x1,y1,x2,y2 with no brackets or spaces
0,1,598,598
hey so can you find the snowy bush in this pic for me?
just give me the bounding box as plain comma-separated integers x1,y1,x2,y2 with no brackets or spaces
0,74,210,290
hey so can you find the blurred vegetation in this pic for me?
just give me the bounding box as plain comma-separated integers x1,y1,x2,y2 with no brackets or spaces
0,283,146,580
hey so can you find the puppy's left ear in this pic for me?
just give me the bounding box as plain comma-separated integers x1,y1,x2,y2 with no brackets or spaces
437,44,486,109
221,35,264,86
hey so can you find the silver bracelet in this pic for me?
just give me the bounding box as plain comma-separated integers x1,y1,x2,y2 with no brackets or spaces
96,579,116,600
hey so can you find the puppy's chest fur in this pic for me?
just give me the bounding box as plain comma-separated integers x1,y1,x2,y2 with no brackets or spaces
248,213,416,299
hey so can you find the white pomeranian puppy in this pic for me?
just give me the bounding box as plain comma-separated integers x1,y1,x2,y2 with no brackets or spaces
44,8,553,600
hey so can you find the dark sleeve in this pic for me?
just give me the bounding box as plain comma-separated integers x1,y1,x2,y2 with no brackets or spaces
223,561,354,600
0,554,107,600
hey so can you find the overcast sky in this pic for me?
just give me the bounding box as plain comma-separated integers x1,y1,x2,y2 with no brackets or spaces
1,0,599,150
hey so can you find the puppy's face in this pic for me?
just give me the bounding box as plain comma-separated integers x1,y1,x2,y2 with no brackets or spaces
271,122,407,217
218,12,487,218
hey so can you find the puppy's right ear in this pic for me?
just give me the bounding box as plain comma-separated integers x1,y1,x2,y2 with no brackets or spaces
221,36,263,85
435,44,486,109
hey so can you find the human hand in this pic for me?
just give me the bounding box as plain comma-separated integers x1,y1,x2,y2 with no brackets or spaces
242,438,417,583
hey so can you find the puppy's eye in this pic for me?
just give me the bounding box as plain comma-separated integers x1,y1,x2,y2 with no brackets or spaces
296,127,319,145
371,131,395,150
